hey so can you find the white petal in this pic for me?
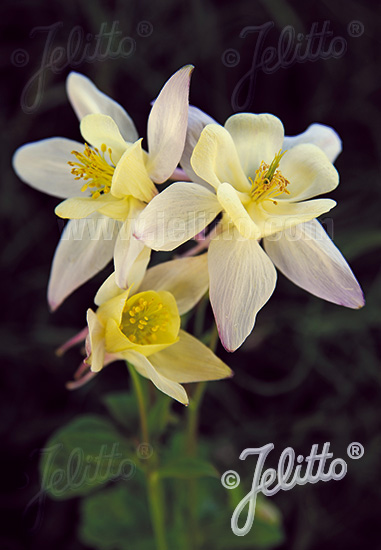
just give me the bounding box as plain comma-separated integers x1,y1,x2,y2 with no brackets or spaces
180,105,217,187
87,309,106,373
125,351,189,404
150,329,232,382
217,182,260,240
66,72,138,142
263,219,365,308
48,214,118,310
134,182,221,251
279,144,339,201
80,114,128,162
13,138,88,199
138,254,209,314
114,215,151,289
208,232,277,351
146,65,193,183
191,124,250,192
283,123,342,163
225,113,284,177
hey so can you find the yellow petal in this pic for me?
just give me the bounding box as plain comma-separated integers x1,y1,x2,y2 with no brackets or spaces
80,114,128,163
86,309,106,372
55,195,130,221
138,254,209,315
105,318,179,357
279,143,339,201
125,353,189,405
97,289,130,326
250,198,337,239
150,329,233,382
111,140,157,203
217,182,260,240
191,124,250,192
225,113,284,177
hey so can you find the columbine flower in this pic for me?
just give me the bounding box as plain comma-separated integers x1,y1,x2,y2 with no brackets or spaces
134,113,364,351
13,66,193,309
68,254,232,405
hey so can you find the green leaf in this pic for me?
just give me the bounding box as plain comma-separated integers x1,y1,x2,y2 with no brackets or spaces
79,483,154,550
102,391,139,431
147,392,173,437
211,516,285,549
204,491,284,549
39,415,138,499
157,456,219,480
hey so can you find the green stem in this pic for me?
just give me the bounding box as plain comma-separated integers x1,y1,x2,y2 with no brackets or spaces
128,363,149,444
127,363,168,550
148,472,168,550
185,324,219,548
186,381,207,456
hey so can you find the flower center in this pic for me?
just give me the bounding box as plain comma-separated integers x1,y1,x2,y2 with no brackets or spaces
248,150,290,205
68,143,115,199
120,291,179,346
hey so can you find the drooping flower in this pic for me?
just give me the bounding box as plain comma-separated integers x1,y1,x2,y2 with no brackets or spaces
68,254,232,405
134,113,364,351
13,66,193,309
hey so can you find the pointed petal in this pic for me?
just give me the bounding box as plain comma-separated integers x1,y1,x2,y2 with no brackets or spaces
95,245,151,305
125,352,188,404
111,139,157,202
180,105,217,186
150,329,232,382
55,194,130,220
208,233,277,351
114,215,151,289
263,219,365,308
13,138,88,198
146,65,193,183
95,273,121,306
48,214,118,310
134,182,221,251
138,254,209,314
225,113,285,178
279,144,339,201
283,123,342,163
80,114,128,162
66,72,138,142
250,198,337,238
191,124,250,192
217,182,260,240
86,309,106,372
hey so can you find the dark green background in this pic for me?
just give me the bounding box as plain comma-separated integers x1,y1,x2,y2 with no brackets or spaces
1,0,380,548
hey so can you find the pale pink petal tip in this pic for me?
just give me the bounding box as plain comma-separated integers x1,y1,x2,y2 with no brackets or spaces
56,327,89,357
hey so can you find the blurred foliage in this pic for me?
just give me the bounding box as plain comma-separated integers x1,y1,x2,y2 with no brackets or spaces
1,0,380,548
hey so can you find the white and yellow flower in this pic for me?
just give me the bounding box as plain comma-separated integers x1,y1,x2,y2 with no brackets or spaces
134,113,364,351
13,66,193,309
75,254,232,405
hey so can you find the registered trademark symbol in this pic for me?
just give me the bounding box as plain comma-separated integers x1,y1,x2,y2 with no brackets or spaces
347,442,364,459
137,443,153,459
347,20,364,37
137,21,153,37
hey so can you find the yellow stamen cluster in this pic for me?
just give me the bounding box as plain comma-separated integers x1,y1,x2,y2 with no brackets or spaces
121,295,171,345
68,143,115,199
249,150,290,205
